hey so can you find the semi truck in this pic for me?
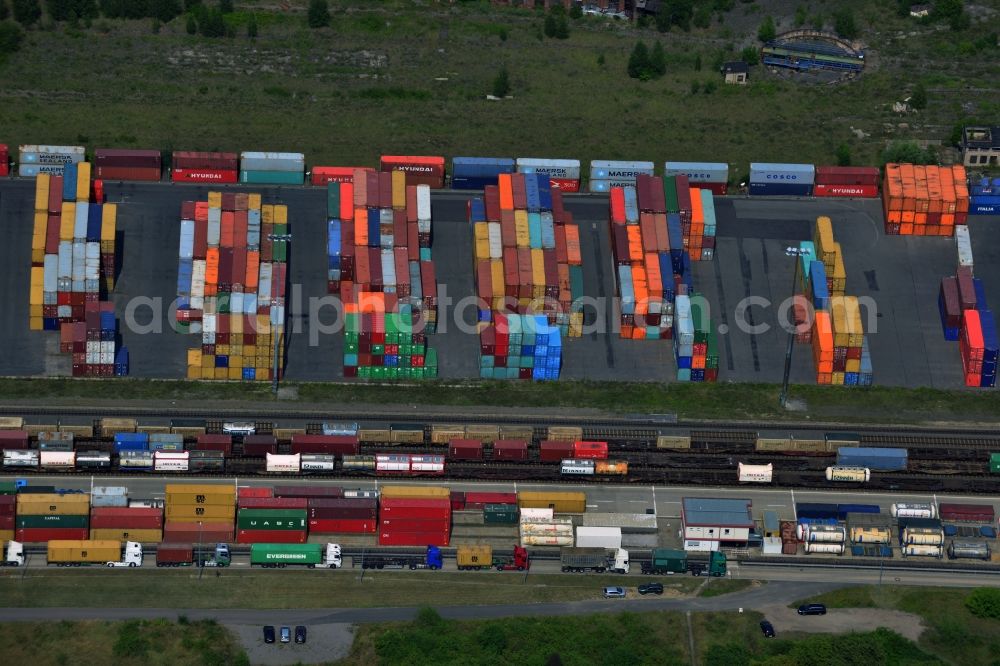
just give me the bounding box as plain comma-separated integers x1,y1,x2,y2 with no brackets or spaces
560,547,630,574
360,545,442,570
47,540,143,567
155,543,231,568
1,541,24,567
687,551,727,577
455,545,530,571
250,543,342,569
641,549,688,575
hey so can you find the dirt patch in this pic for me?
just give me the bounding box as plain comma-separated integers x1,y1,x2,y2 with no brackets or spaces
227,622,355,666
757,604,926,642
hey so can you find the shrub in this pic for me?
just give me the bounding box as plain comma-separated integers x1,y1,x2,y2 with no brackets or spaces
966,588,1000,619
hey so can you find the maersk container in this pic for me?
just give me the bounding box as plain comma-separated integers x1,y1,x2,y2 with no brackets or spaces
749,162,815,184
837,447,907,471
748,182,813,196
516,157,581,180
239,152,305,172
19,145,85,167
590,179,647,193
663,161,729,183
240,170,304,185
589,160,655,180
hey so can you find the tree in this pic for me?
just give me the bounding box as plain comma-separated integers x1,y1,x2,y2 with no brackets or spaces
48,0,75,21
694,53,702,71
12,0,41,25
307,0,329,29
910,82,927,110
185,13,196,33
218,0,232,13
650,41,666,77
834,9,858,39
757,16,775,43
661,0,694,31
492,65,510,98
836,144,852,167
627,40,650,80
794,4,807,26
184,0,201,9
569,4,581,19
740,45,759,66
596,52,605,66
0,20,25,53
543,13,556,38
247,12,257,38
198,6,224,36
881,140,936,166
0,2,6,19
966,588,1000,619
554,15,569,39
693,5,711,29
150,0,181,22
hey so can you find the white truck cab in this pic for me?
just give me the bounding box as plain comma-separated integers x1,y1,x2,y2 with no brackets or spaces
107,541,143,568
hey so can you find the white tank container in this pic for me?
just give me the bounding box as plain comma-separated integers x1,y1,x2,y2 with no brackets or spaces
825,466,871,482
902,527,944,545
891,503,936,519
903,544,942,558
738,462,773,483
797,524,846,543
804,542,844,555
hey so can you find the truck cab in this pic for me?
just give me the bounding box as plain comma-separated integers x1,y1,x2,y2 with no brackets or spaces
610,548,630,574
108,541,143,568
209,543,232,566
2,541,24,567
425,546,443,570
323,543,343,569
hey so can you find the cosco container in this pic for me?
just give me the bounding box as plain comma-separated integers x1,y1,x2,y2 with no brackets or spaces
749,162,815,184
663,161,729,183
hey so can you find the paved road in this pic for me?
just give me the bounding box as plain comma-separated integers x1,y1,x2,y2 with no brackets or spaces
0,580,841,624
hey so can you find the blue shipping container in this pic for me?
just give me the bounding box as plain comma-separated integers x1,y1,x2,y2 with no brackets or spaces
452,157,515,178
837,447,908,471
795,503,839,520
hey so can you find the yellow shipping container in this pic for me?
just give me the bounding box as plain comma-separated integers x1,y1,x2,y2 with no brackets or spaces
227,367,242,380
166,484,237,499
547,426,583,441
60,203,76,240
830,296,849,348
392,170,407,209
34,173,50,211
89,529,162,543
33,211,47,243
380,486,451,500
30,268,44,305
465,424,501,443
101,204,117,242
208,192,222,208
530,249,545,287
248,193,262,210
474,222,490,261
216,345,230,356
514,210,530,247
187,349,202,367
30,305,43,318
846,359,861,373
186,365,201,380
490,260,504,299
137,425,171,435
202,367,216,379
47,540,120,564
58,425,93,437
18,493,91,506
16,501,90,516
261,204,273,224
76,162,91,201
101,418,137,437
274,204,288,225
517,491,586,514
273,427,306,440
201,354,215,369
165,505,236,521
456,545,493,569
832,372,846,385
0,529,14,543
0,417,25,429
499,425,533,441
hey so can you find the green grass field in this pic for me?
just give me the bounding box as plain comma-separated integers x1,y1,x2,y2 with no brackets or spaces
0,568,702,609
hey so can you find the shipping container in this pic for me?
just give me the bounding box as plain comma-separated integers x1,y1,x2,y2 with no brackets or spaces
46,540,120,563
939,503,994,523
517,491,586,513
663,161,729,184
289,434,360,455
837,447,908,471
749,162,816,184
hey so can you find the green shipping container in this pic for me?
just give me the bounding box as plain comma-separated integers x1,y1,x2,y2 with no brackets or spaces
250,543,322,565
16,514,90,528
240,170,304,185
991,453,1000,474
237,509,307,530
327,182,340,218
0,481,17,495
663,177,679,213
484,504,519,525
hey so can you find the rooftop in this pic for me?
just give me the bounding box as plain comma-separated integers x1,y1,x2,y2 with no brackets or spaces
964,126,1000,150
683,497,754,527
723,61,749,75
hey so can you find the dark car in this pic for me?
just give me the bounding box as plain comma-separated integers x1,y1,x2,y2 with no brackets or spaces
263,626,276,644
295,626,307,644
280,626,291,643
638,583,664,595
760,620,775,638
797,603,827,616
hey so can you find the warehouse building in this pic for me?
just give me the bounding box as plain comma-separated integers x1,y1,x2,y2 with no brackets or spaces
681,497,754,551
963,126,1000,168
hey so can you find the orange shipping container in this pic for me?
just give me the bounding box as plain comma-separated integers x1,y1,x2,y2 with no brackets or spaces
340,183,355,221
354,212,368,246
205,248,220,286
498,174,514,211
626,225,643,262
245,251,260,289
689,188,704,225
564,225,582,265
220,211,235,247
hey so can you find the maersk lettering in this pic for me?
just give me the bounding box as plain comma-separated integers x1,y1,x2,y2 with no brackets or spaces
606,170,643,178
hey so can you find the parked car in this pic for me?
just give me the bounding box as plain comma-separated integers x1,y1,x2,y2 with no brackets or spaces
638,583,664,595
760,620,775,638
603,586,626,598
295,626,307,644
280,626,291,643
263,626,275,644
797,603,827,616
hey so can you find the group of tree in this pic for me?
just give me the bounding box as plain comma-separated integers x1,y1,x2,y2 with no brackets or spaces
627,40,667,81
307,0,328,28
0,0,246,28
543,6,568,39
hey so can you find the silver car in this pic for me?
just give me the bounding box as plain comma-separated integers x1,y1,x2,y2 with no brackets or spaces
603,586,626,598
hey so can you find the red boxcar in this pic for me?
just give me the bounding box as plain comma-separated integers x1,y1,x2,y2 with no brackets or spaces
0,431,30,448
539,440,575,462
242,435,277,456
493,440,528,460
573,441,609,460
939,503,995,523
289,434,360,456
193,434,233,455
448,439,483,460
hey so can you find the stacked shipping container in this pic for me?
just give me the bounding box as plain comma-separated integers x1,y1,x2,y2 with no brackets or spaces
478,313,562,380
0,491,14,544
673,291,719,382
163,484,236,544
171,151,238,183
0,144,8,177
343,304,439,379
587,160,655,193
177,192,287,381
89,507,163,543
236,498,308,544
94,149,161,181
380,155,445,189
451,157,515,190
18,144,85,177
239,152,304,185
15,492,90,542
379,486,451,546
469,172,584,339
28,169,121,376
663,161,729,195
311,165,373,186
940,260,997,387
749,163,815,196
516,157,581,192
969,177,1000,216
882,164,970,235
308,497,377,534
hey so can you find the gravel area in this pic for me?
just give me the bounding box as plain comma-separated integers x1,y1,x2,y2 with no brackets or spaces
757,604,926,642
228,622,355,666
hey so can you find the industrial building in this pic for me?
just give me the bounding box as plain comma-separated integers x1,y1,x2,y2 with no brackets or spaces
681,497,754,551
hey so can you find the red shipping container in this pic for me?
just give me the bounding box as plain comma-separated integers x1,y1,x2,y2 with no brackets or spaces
549,178,580,192
238,497,308,510
378,531,450,546
172,151,238,170
573,441,609,460
308,507,377,520
450,491,466,511
0,495,15,510
16,528,90,542
540,440,574,462
493,440,528,460
156,543,195,564
308,518,377,533
94,166,161,181
449,439,483,460
813,183,879,198
242,436,277,456
939,503,995,523
379,504,451,520
238,487,274,499
311,166,372,185
0,143,7,177
96,148,160,168
0,516,14,529
380,156,446,189
274,486,345,499
172,168,238,183
162,522,234,542
464,492,518,509
289,435,360,456
193,434,233,455
815,166,880,186
89,508,164,529
0,431,30,448
236,529,307,544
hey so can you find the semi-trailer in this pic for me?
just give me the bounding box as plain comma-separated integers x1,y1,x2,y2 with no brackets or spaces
250,543,342,569
47,540,143,567
360,545,442,570
155,543,231,567
641,548,688,575
455,545,530,571
560,547,630,574
1,541,24,567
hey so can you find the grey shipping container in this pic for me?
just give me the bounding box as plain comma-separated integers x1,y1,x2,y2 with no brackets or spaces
749,162,815,184
663,161,729,183
240,152,305,172
837,447,908,471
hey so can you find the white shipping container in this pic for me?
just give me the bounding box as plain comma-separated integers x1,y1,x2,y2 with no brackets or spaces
516,157,581,180
3,450,39,467
519,523,574,536
521,535,574,546
74,204,89,240
417,185,432,221
683,539,720,552
300,454,336,471
43,255,58,292
576,526,623,549
179,220,195,259
243,293,257,315
410,455,445,473
192,261,206,299
956,225,974,270
231,292,244,314
19,145,86,164
381,249,396,287
202,313,217,334
207,208,221,247
266,453,301,473
738,462,773,483
903,544,942,558
154,451,189,472
258,264,273,302
487,222,502,259
589,160,655,179
663,161,730,183
40,451,76,467
519,508,554,521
